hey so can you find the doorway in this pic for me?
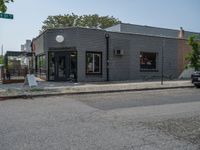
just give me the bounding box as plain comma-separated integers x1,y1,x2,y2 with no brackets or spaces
48,51,77,81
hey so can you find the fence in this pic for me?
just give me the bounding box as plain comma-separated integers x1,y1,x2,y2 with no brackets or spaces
0,68,47,84
0,69,27,84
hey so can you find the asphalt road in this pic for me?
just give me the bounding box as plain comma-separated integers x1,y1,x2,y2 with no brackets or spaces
0,88,200,150
70,88,200,110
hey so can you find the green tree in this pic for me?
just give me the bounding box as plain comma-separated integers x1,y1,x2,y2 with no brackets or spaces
0,0,13,13
0,55,3,64
41,13,121,31
185,35,200,71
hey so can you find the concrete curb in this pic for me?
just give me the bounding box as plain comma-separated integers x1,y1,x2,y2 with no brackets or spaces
0,85,194,101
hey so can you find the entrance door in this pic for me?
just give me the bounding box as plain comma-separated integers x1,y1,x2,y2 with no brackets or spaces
55,53,70,81
48,51,77,81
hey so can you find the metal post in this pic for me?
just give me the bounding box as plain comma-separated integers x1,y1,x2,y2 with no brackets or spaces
161,39,165,85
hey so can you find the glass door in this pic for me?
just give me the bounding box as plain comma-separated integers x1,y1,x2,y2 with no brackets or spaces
48,51,77,81
55,52,69,81
69,52,77,81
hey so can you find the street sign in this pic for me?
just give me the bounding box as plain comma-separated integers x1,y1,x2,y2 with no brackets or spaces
0,13,14,19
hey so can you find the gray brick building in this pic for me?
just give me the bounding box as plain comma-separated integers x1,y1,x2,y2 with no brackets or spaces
32,23,199,82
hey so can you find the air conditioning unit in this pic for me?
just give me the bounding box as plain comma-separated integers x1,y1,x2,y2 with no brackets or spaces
114,49,124,56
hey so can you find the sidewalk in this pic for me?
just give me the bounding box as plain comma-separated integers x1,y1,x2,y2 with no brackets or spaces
0,80,194,100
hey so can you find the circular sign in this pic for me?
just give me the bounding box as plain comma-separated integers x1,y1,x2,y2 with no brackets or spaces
56,35,64,43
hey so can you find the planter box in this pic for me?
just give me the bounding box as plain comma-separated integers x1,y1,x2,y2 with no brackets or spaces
2,79,25,84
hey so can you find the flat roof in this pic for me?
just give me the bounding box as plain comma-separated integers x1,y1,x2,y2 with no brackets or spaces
5,51,33,57
33,26,190,42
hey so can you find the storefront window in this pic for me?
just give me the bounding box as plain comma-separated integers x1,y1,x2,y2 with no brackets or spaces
36,54,46,79
86,52,102,74
140,52,157,71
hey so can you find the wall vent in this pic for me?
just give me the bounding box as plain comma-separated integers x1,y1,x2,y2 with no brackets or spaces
114,49,124,56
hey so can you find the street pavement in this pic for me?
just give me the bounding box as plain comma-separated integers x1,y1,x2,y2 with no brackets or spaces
71,87,200,110
0,88,200,150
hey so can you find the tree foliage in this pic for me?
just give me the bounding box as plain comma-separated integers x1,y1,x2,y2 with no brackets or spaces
185,35,200,71
0,55,3,64
41,13,121,31
0,0,13,13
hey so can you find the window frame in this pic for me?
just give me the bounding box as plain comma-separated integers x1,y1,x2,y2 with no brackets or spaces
36,53,46,79
139,51,158,72
85,51,102,75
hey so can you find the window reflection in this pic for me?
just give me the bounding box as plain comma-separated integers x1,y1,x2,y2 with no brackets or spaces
140,52,157,70
86,52,102,74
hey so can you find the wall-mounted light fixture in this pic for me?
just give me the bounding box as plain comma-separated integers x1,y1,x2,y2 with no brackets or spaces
56,35,64,43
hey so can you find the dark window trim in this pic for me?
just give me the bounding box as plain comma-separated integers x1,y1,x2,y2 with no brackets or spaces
47,51,52,81
48,47,76,51
140,69,159,72
85,51,102,75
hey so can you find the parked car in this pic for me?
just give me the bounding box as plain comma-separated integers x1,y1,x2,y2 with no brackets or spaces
191,71,200,88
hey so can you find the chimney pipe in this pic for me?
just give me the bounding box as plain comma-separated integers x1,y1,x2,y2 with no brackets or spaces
178,27,185,38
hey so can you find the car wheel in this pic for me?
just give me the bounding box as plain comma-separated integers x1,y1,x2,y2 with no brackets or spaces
194,84,200,88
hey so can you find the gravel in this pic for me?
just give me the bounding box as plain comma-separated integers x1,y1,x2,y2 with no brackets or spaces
140,115,200,147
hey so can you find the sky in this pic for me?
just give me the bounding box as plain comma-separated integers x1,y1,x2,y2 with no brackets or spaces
0,0,200,53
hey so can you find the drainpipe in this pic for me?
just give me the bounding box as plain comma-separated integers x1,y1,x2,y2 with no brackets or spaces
105,33,110,81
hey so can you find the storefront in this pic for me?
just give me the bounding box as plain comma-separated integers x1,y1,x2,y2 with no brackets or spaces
48,51,77,81
32,26,192,82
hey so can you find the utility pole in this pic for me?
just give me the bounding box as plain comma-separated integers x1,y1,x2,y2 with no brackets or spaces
161,39,165,85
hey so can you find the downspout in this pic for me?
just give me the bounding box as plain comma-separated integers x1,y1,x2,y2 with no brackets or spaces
105,33,110,81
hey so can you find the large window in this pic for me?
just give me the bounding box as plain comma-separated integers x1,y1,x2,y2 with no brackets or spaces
140,52,157,71
86,52,102,74
36,54,46,79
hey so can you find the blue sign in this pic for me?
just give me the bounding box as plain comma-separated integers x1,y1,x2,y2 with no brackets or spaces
0,13,14,19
